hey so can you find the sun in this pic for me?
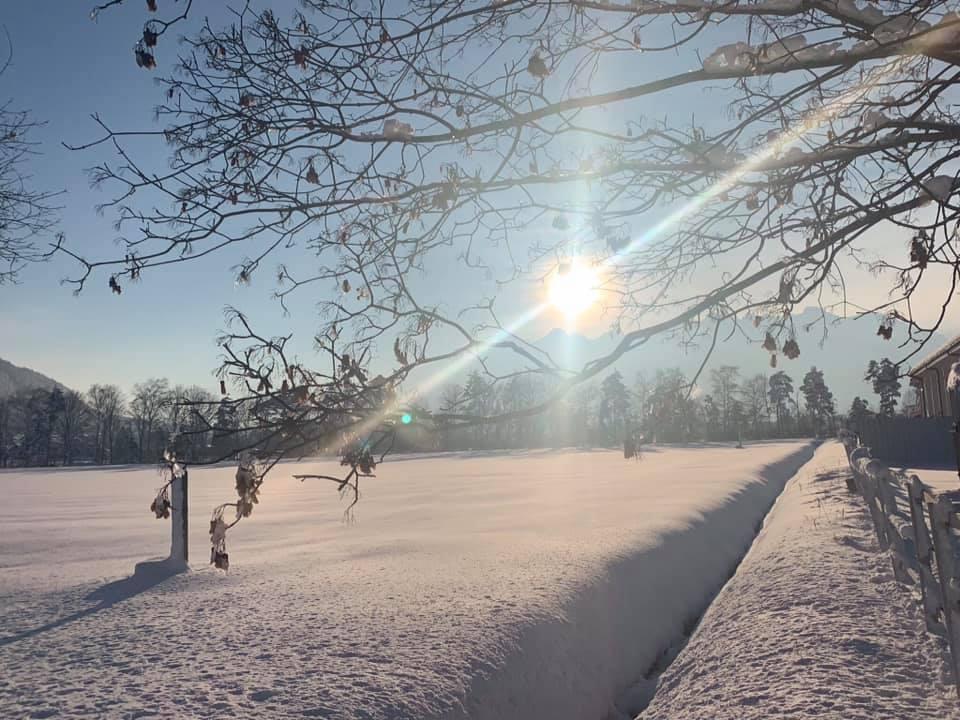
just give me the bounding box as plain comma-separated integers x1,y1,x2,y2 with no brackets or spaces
548,259,599,322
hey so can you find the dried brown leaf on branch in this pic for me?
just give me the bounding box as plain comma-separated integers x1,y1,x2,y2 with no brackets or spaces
66,0,960,551
527,53,549,78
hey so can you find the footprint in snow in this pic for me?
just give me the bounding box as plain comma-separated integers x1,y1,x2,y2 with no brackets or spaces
249,689,279,702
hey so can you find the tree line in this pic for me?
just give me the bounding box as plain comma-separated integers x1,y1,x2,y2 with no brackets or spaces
0,356,914,468
432,364,846,451
0,379,232,468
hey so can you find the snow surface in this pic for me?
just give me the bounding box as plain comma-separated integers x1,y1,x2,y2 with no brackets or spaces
897,467,960,494
1,443,812,720
640,442,959,720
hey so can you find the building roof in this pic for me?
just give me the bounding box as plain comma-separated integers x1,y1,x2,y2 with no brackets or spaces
909,331,960,375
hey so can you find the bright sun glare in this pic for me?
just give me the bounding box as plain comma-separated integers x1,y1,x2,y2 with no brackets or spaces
548,259,598,322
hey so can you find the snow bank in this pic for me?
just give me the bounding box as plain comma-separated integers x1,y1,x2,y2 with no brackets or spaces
1,443,812,720
640,442,958,719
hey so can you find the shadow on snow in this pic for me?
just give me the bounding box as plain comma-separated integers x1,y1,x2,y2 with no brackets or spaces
0,557,185,647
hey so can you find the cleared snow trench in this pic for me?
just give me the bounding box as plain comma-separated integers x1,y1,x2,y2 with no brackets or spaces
471,442,817,720
1,442,814,720
638,441,959,718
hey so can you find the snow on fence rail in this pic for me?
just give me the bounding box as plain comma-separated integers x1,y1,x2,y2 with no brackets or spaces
839,430,960,699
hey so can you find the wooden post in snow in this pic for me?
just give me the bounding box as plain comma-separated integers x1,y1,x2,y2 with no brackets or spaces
908,475,944,633
854,456,888,550
929,493,960,698
876,470,913,585
170,467,189,567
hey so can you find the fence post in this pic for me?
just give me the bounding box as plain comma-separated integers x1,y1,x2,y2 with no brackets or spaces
170,467,189,568
877,471,914,585
929,494,960,698
860,460,889,550
840,435,960,696
844,470,858,493
909,476,945,633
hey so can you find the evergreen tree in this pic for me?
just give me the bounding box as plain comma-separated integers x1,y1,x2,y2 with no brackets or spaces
213,399,239,460
865,358,902,417
0,397,10,468
42,388,65,466
848,396,872,434
19,389,53,466
112,422,140,464
647,369,692,442
767,372,794,437
598,371,631,444
800,367,836,437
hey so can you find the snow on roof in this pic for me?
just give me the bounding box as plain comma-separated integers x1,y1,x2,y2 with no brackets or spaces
909,331,960,375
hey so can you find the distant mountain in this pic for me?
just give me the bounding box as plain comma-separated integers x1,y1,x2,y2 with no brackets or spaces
0,357,65,398
531,308,943,409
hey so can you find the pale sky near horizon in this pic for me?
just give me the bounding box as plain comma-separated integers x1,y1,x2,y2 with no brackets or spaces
0,2,954,395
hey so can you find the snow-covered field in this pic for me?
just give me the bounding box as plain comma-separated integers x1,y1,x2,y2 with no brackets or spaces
641,442,959,719
1,443,812,720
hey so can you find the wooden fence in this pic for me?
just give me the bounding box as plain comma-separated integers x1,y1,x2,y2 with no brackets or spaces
853,415,956,468
839,430,960,699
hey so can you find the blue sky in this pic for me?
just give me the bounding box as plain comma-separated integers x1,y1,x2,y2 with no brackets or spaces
0,1,610,393
0,1,335,392
0,3,948,396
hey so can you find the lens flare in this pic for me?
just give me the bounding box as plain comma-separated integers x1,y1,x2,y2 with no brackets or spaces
548,260,598,321
358,56,912,436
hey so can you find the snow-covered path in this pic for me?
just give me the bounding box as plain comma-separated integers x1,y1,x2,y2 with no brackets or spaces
1,443,811,720
641,441,959,720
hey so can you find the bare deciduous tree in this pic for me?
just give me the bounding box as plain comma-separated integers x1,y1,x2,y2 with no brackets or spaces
743,374,771,435
90,0,193,70
59,390,86,465
130,378,171,463
74,0,960,558
0,36,58,282
709,366,741,438
167,384,216,458
87,383,124,464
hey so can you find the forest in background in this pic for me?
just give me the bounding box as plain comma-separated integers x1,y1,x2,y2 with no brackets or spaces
0,358,910,468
